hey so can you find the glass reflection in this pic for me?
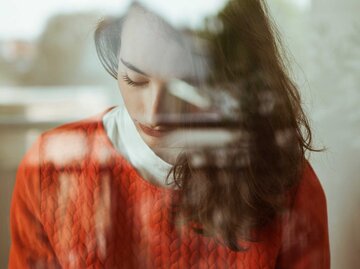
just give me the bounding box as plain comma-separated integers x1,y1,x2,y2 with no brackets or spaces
8,1,330,268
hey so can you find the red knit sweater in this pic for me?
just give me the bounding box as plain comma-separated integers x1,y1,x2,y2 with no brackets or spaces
9,109,330,269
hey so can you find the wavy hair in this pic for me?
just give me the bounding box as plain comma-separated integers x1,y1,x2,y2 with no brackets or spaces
94,0,320,251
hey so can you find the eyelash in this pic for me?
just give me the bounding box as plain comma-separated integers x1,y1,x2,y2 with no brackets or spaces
122,74,148,87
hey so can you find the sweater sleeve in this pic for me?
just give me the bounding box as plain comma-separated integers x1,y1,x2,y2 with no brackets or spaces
276,161,330,269
8,137,61,269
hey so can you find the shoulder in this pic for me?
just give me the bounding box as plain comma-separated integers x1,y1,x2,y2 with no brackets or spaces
12,107,118,221
282,160,328,232
277,160,330,267
290,161,327,216
42,108,106,140
275,160,330,268
29,107,115,168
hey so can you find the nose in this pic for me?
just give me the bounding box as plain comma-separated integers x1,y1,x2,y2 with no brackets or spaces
146,81,184,126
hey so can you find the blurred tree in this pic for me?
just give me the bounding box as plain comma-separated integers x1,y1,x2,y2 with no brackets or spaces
20,13,100,86
0,12,114,87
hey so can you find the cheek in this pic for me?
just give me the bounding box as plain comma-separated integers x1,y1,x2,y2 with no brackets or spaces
118,80,144,119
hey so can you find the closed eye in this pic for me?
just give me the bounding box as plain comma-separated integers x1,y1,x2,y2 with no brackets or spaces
122,74,149,87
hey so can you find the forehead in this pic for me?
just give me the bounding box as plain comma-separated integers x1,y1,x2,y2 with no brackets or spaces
119,5,209,80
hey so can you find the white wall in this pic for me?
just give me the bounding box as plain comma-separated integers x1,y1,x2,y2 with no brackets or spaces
272,0,360,268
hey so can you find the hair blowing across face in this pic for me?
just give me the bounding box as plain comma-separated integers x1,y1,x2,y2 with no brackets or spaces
94,0,321,251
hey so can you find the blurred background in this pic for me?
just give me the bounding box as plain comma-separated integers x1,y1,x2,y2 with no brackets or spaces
0,0,359,268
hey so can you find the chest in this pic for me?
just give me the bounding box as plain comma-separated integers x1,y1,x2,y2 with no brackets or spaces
40,164,282,269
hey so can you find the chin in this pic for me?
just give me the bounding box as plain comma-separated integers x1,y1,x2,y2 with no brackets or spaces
137,127,162,148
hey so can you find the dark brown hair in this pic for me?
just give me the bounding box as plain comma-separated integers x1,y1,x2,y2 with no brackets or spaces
94,0,319,251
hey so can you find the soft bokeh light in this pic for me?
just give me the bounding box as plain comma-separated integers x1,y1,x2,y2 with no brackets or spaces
0,0,311,40
0,0,125,39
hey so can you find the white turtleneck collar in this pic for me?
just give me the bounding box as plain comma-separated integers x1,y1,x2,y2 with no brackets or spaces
103,106,175,188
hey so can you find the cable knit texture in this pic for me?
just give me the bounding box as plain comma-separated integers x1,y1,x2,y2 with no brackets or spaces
9,109,330,269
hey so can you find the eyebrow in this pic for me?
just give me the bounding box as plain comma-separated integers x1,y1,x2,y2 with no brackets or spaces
120,58,148,76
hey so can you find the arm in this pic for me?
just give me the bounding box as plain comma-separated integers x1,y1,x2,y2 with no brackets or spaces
276,162,330,269
8,137,61,269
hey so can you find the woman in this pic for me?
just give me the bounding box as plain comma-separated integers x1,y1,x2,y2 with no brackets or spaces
9,1,330,268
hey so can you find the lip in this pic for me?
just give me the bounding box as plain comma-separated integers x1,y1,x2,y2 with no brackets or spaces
137,122,173,138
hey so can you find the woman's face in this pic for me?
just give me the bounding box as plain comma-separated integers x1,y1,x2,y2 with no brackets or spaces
117,6,209,160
